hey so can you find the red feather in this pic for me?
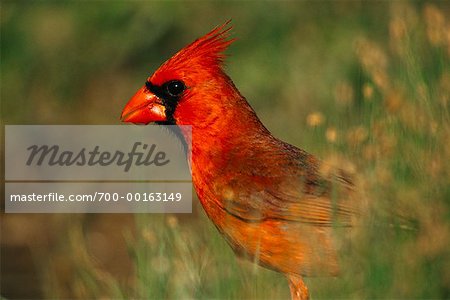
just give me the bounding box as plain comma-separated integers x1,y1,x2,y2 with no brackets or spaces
150,21,235,86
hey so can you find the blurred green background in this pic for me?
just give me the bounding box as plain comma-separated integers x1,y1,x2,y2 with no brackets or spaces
1,1,449,299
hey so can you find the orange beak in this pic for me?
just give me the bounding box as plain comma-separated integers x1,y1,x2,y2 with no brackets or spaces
121,85,166,124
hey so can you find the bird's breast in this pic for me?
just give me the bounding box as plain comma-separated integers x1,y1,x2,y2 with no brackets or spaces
190,162,340,277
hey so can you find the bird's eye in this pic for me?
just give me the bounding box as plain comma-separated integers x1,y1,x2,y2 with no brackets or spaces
165,80,186,97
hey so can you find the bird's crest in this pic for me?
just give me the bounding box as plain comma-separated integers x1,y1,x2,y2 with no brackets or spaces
151,21,235,84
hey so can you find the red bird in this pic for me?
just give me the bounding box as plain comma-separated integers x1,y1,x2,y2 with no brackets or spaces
121,23,358,300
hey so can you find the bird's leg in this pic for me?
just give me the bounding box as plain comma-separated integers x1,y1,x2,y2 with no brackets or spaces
287,274,310,300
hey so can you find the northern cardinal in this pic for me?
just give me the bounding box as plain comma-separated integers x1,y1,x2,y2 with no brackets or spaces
121,22,359,300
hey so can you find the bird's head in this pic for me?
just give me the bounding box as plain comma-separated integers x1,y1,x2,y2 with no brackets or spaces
121,22,237,127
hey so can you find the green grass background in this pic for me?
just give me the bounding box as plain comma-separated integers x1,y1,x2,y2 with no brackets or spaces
1,1,449,299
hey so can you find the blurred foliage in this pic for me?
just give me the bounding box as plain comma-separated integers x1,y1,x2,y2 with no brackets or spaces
1,1,450,299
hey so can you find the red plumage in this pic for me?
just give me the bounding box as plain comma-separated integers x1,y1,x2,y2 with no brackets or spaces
121,22,359,300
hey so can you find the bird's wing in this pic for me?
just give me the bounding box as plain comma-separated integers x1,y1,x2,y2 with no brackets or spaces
219,147,358,227
221,180,356,226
